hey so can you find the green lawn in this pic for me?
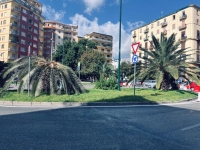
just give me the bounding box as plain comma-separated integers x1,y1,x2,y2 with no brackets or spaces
0,88,197,103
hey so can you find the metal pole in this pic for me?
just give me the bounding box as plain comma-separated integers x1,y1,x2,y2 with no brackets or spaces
51,32,53,61
134,62,136,96
62,38,64,64
118,0,122,91
28,56,30,97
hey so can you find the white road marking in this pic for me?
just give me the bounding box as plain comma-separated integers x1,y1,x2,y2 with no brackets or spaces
181,123,200,131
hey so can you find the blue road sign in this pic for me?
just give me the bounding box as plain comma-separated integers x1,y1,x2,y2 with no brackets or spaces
132,54,138,64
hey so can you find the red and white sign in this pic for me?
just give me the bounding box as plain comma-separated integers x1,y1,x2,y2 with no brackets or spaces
131,42,140,54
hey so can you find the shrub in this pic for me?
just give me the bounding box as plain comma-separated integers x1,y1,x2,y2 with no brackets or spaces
95,76,118,90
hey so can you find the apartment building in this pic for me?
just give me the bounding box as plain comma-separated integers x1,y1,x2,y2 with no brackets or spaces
0,0,44,62
43,20,78,59
84,32,113,63
131,4,200,62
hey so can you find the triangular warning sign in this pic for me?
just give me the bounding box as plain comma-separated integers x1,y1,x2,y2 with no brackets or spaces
131,42,140,54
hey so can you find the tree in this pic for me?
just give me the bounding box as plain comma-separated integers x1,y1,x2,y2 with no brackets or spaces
80,50,106,80
0,56,86,97
53,39,97,71
120,61,132,79
137,33,200,90
0,61,9,87
100,62,113,78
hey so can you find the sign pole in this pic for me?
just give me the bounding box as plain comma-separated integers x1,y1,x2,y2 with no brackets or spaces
134,62,136,96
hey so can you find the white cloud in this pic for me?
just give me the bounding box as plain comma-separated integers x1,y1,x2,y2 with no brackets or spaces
127,21,145,31
70,14,134,59
83,0,105,14
63,2,67,8
42,5,66,21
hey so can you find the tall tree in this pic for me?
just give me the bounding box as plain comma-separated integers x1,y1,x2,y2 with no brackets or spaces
53,39,97,71
137,33,200,90
80,50,106,79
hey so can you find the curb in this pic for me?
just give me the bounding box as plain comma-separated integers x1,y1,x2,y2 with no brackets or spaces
0,98,198,107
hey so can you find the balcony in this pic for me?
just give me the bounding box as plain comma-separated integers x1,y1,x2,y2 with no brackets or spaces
10,31,19,36
180,36,187,42
9,39,19,44
144,37,148,41
161,22,167,27
8,48,17,52
11,6,20,12
8,56,16,60
179,24,187,30
11,14,20,20
132,34,136,38
10,23,19,28
144,28,149,34
180,14,187,20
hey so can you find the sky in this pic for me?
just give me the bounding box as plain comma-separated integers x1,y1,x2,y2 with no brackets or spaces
38,0,200,59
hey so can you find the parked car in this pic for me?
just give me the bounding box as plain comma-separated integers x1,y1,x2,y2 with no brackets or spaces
179,81,199,91
143,80,156,88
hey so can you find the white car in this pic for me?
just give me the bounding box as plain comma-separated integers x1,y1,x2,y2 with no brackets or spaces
143,80,156,88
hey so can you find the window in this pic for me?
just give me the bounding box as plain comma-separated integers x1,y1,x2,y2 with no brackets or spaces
2,36,5,41
22,24,26,29
23,9,27,14
20,47,25,52
22,16,27,22
4,4,7,9
29,19,32,24
140,29,142,33
3,28,6,32
21,31,26,37
157,29,159,34
34,23,38,27
140,36,142,40
33,43,37,48
21,39,26,44
58,36,60,39
28,27,32,31
1,44,4,49
151,24,153,28
3,20,6,24
197,19,199,25
34,29,38,34
172,24,175,29
33,36,37,41
34,15,38,20
145,42,148,49
173,15,175,20
181,42,185,49
1,13,3,17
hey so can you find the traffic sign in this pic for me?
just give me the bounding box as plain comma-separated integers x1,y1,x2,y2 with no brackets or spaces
131,42,140,54
132,54,138,64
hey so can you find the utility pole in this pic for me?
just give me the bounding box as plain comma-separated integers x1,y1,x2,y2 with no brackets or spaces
51,31,53,61
118,0,122,91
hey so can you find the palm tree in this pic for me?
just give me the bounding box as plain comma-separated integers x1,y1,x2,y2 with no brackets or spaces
1,56,86,97
100,62,113,79
137,33,200,90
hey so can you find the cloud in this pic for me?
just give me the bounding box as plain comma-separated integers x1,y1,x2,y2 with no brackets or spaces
42,5,66,21
70,14,134,59
63,2,67,8
82,0,105,14
127,21,145,31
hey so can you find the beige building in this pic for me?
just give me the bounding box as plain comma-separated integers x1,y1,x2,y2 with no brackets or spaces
0,0,44,62
131,4,200,62
43,20,78,59
84,32,113,63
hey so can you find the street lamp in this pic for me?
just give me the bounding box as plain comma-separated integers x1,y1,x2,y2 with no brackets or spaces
118,0,122,91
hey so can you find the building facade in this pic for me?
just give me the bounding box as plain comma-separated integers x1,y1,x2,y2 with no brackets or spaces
84,32,113,63
131,4,200,62
0,0,44,62
43,20,78,59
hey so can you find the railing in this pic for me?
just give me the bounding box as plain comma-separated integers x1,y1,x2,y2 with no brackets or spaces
11,7,20,12
8,56,16,59
9,48,17,51
180,36,187,41
10,31,19,35
91,37,112,43
144,37,148,41
144,28,149,34
179,24,187,30
10,23,19,28
9,39,19,44
161,22,167,27
180,14,187,20
11,14,20,20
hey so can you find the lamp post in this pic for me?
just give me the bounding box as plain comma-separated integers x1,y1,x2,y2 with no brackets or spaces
118,0,122,91
62,38,64,64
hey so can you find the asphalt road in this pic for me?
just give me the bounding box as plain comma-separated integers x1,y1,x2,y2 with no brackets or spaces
0,102,200,150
